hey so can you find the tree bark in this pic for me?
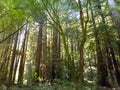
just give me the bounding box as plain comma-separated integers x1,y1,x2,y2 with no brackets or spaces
18,30,28,85
8,32,19,85
35,24,43,82
89,0,109,86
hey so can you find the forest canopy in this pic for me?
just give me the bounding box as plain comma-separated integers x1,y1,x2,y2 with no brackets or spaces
0,0,120,90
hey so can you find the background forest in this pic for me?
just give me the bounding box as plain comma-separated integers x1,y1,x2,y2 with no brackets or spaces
0,0,120,90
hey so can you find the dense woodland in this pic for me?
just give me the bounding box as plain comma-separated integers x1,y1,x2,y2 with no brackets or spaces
0,0,120,90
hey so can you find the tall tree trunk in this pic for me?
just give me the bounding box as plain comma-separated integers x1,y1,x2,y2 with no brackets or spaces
35,24,43,82
105,47,115,83
8,32,18,85
109,47,120,85
18,30,28,85
56,33,61,79
89,0,109,86
108,0,120,57
0,39,12,83
12,38,20,83
46,29,52,84
4,39,13,82
77,0,89,88
41,24,47,80
51,29,58,80
98,0,120,85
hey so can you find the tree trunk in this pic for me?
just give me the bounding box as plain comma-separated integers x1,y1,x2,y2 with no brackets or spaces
41,24,47,80
0,39,12,83
108,0,120,57
98,0,120,85
12,38,21,83
89,0,109,86
51,29,58,80
8,32,18,85
77,0,88,88
35,24,43,82
18,30,28,85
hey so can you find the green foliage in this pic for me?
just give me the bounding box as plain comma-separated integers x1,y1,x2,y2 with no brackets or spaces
0,84,7,90
54,79,75,87
0,0,120,89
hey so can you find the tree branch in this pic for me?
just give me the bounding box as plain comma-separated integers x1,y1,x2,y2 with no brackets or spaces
0,22,28,44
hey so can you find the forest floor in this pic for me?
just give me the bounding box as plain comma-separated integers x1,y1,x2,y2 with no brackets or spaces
0,80,120,90
6,84,120,90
